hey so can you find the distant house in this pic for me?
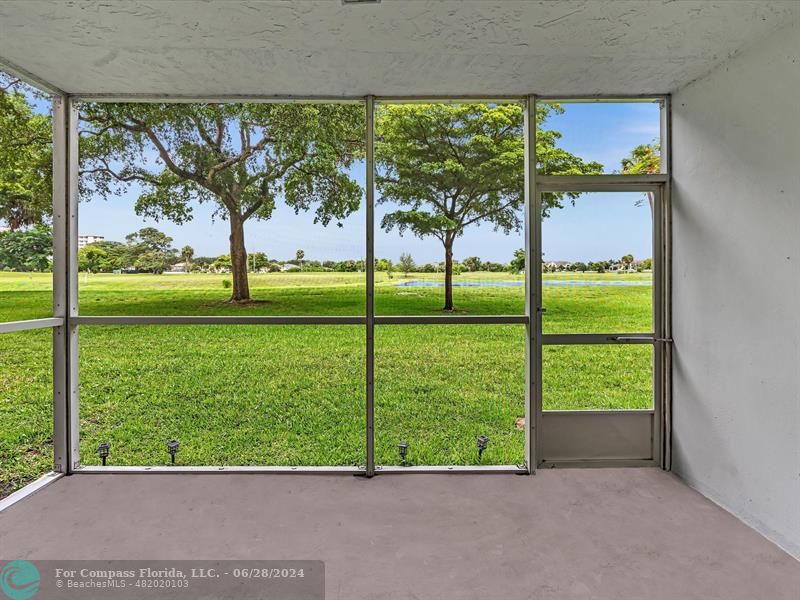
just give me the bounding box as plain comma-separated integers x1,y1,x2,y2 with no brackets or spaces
609,262,636,273
544,260,572,272
279,263,297,272
167,263,188,274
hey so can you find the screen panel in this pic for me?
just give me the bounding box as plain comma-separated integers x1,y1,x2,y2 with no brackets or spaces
77,102,366,316
541,191,653,334
375,324,525,466
536,100,662,176
0,74,53,322
0,329,53,498
79,325,365,466
374,101,525,316
542,344,653,411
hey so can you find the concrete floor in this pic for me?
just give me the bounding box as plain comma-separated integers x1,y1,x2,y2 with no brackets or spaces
1,468,797,599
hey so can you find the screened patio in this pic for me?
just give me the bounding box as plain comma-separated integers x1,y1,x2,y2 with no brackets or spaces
0,2,798,598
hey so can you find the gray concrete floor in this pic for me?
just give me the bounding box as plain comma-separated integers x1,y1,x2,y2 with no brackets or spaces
1,468,797,599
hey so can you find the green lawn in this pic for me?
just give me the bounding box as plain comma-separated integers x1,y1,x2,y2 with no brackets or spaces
0,270,652,495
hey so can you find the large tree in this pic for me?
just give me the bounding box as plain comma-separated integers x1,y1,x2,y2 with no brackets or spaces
375,103,601,311
80,103,364,302
0,75,52,231
125,227,178,274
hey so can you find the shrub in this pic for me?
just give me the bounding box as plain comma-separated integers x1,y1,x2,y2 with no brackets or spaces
222,279,232,289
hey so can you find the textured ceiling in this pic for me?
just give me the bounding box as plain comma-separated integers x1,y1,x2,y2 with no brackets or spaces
0,0,797,96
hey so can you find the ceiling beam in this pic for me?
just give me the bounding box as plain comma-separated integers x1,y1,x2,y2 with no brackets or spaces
0,55,65,96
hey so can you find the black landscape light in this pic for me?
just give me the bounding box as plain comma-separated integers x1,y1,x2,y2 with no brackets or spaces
98,442,111,466
167,439,180,464
476,435,489,460
397,441,409,466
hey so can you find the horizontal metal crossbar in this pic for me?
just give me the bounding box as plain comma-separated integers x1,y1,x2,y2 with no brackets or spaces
75,94,531,104
375,315,528,325
0,318,64,333
62,320,656,336
539,184,662,194
374,96,525,104
73,315,365,325
542,333,655,345
376,465,529,474
543,409,655,415
75,465,365,474
539,459,658,469
537,174,667,186
535,95,666,103
73,94,366,104
75,95,667,106
75,465,529,475
71,315,530,326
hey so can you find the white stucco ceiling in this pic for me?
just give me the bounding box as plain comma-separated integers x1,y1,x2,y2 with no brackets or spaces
0,0,797,97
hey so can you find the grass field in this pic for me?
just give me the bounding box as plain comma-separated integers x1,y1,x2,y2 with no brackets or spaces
0,270,652,496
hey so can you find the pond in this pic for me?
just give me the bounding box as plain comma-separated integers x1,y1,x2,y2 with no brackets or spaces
395,280,651,288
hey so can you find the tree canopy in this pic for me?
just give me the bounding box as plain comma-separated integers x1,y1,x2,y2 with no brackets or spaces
0,225,52,271
124,227,178,274
76,229,180,274
621,143,661,175
0,75,52,231
621,142,661,213
80,102,365,301
510,248,525,274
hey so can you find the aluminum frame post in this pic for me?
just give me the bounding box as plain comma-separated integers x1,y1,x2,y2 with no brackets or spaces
51,96,80,474
523,96,537,474
652,187,664,466
365,95,376,476
661,95,673,470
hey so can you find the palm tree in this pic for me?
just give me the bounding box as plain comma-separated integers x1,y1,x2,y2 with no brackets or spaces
181,245,194,272
296,249,305,271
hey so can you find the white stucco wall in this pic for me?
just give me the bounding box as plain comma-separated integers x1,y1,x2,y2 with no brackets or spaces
671,22,800,558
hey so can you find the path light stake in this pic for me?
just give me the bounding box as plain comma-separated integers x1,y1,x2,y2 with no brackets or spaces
167,439,180,464
477,435,489,460
98,442,111,466
398,441,409,466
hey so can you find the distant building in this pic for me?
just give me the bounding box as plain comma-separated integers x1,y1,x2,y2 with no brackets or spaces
78,235,105,248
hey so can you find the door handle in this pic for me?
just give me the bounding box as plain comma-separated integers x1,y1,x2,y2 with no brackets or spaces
606,335,673,343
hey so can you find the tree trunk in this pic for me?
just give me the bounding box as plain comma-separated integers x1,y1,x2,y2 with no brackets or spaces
228,214,250,302
443,241,454,312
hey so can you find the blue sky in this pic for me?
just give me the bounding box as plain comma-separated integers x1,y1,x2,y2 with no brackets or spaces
23,94,660,264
